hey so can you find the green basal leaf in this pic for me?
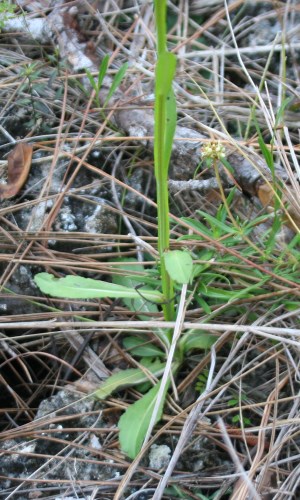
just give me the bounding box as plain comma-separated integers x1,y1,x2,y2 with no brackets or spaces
119,379,170,459
180,330,216,353
123,336,165,358
112,260,160,318
112,259,170,349
164,250,193,284
135,381,152,393
94,359,165,399
34,272,164,302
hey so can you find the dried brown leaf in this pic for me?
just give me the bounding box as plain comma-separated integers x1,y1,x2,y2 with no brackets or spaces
0,143,33,199
257,182,300,230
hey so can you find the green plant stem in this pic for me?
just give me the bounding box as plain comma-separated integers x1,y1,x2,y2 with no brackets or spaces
154,0,166,55
154,0,175,323
155,94,174,322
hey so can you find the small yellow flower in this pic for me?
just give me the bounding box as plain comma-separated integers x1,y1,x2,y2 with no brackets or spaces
202,141,226,160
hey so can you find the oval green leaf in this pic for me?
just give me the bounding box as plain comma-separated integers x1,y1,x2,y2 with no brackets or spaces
119,380,170,459
164,250,193,284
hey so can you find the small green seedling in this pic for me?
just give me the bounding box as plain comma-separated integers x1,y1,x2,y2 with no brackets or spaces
85,54,128,111
228,394,252,427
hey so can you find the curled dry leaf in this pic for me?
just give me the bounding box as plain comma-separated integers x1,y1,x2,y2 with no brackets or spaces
257,182,300,230
0,143,33,199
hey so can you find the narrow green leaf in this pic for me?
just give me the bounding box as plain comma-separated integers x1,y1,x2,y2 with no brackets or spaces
156,51,176,98
154,51,176,182
34,272,164,302
98,54,109,89
123,336,165,357
191,263,213,280
255,121,274,172
220,157,234,174
197,273,230,285
202,286,238,300
258,134,274,171
181,217,214,237
164,250,193,284
194,296,211,314
104,62,128,106
119,380,170,459
94,360,165,399
163,86,177,169
274,96,292,128
227,281,266,303
197,210,237,235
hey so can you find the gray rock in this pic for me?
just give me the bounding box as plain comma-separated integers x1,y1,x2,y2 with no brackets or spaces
148,444,171,470
0,390,121,496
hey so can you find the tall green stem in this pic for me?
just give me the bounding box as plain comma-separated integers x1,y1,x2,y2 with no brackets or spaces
154,0,177,322
155,94,173,321
155,0,166,55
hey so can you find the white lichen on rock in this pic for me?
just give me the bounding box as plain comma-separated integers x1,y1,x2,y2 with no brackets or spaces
148,444,171,470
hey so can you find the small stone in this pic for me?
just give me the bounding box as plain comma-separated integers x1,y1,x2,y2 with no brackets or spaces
148,444,171,470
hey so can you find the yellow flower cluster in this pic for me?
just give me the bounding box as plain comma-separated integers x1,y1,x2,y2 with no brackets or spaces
201,141,226,160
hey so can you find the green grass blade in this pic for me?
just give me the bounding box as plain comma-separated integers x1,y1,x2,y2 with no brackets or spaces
98,54,109,89
104,62,128,106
